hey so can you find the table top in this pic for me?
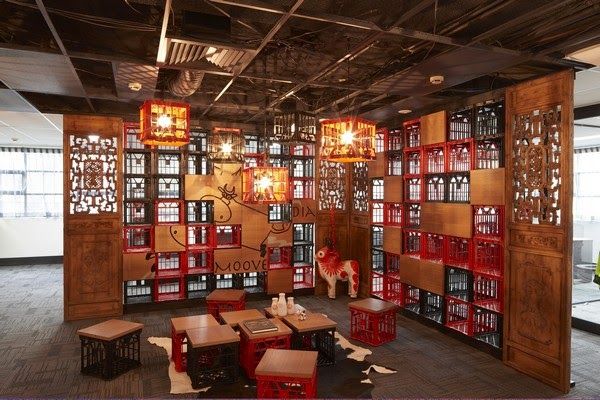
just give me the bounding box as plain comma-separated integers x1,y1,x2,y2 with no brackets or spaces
239,317,293,340
255,349,318,379
171,314,219,334
77,319,144,341
206,289,246,302
220,309,264,328
349,298,398,313
283,313,337,333
187,324,240,348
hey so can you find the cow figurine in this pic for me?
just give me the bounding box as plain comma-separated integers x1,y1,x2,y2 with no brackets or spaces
315,246,359,299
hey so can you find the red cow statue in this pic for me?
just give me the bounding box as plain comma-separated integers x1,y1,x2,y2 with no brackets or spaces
315,246,359,299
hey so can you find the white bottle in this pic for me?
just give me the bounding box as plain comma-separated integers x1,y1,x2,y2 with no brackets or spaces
271,297,278,315
287,297,295,315
277,293,287,317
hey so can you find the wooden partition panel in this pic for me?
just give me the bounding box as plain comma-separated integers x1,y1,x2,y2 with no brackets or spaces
504,70,573,392
63,115,123,321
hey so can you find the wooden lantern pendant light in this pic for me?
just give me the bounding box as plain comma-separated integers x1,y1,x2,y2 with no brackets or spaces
208,127,245,163
243,166,290,204
139,99,190,146
273,111,317,144
320,117,377,162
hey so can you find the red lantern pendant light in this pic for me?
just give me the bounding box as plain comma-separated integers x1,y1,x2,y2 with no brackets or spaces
242,166,290,204
139,100,190,147
320,117,376,162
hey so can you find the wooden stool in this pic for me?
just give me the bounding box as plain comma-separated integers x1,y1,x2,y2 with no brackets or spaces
283,313,337,366
220,308,264,330
170,314,219,372
77,319,144,380
206,289,246,319
349,298,397,346
255,349,318,399
239,318,292,379
186,324,240,389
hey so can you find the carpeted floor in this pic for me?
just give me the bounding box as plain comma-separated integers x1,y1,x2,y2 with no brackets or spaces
0,263,599,398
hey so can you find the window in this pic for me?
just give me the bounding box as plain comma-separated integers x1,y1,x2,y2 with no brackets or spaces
574,150,600,221
0,148,62,218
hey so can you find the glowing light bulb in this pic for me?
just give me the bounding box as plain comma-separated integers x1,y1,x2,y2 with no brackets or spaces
157,114,172,129
259,175,273,190
290,123,296,133
340,130,354,145
222,142,233,154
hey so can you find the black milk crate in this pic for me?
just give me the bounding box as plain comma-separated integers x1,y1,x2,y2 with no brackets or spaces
186,274,215,299
124,280,153,304
425,174,446,202
124,123,145,150
156,152,182,175
404,148,422,176
475,100,504,139
475,138,504,169
189,129,209,152
402,284,420,314
80,329,142,380
372,249,385,273
371,225,384,250
186,200,214,223
233,272,266,294
446,173,470,203
187,341,239,389
187,153,212,175
123,225,153,253
386,128,403,152
448,107,474,141
215,274,235,289
403,229,421,257
445,266,473,302
420,290,444,324
155,176,182,199
125,151,151,175
404,119,421,148
404,203,421,228
125,176,152,201
124,201,152,225
472,306,503,348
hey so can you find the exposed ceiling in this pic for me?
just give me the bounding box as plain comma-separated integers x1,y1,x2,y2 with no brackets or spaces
0,0,599,129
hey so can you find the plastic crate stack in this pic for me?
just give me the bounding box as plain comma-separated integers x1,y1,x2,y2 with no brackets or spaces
370,173,385,299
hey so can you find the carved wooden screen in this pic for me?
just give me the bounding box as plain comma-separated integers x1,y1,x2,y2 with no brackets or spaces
352,161,369,212
504,70,573,392
318,159,347,211
63,115,123,321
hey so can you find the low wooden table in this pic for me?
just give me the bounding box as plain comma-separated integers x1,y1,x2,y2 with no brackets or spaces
239,318,292,379
349,298,398,346
255,348,318,399
263,304,306,318
206,289,246,319
186,324,240,389
220,309,264,329
283,313,337,366
77,319,144,380
171,314,219,372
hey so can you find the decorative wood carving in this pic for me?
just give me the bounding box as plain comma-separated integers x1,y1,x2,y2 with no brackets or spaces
318,160,346,211
352,161,369,213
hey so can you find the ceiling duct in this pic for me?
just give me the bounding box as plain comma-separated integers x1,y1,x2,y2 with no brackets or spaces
168,69,204,98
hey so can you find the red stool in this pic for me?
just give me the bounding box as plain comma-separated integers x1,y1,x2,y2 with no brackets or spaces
255,349,318,399
239,318,292,379
206,289,246,319
349,298,397,346
170,314,219,372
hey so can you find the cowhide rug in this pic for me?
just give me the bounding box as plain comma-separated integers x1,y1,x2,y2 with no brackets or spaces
149,333,396,398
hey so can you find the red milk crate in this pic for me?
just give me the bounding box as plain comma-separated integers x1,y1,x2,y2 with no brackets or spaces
404,203,421,228
186,249,213,274
384,202,403,226
404,177,422,203
386,252,401,277
473,238,504,277
423,144,446,174
425,174,446,202
444,236,472,269
187,224,215,249
371,271,385,299
447,139,474,172
256,369,317,399
473,205,504,240
154,200,184,225
385,274,403,306
240,323,292,379
267,246,292,269
403,119,421,149
350,298,397,346
421,233,444,262
403,148,422,176
371,201,384,224
402,283,420,313
215,225,242,248
155,252,185,278
446,173,470,203
445,297,473,336
386,127,403,152
403,229,421,257
153,276,185,302
387,151,403,176
473,272,503,313
123,225,153,253
293,264,314,289
206,289,246,318
472,306,502,348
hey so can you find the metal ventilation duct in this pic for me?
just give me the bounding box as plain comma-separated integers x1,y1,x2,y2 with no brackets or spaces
168,69,204,97
165,39,249,72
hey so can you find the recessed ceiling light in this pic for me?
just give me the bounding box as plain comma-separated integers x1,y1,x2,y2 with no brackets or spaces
128,82,143,91
398,109,412,114
429,75,444,85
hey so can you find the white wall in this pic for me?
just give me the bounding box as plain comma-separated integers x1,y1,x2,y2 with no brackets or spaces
574,220,600,264
0,218,63,258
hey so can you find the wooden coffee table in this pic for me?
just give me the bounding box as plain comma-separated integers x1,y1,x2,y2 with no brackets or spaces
77,319,144,380
239,318,292,379
206,289,246,319
283,313,337,366
220,309,264,329
255,348,318,398
170,314,219,372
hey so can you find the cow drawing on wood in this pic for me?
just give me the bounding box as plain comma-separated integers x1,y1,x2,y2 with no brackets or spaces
316,246,359,299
